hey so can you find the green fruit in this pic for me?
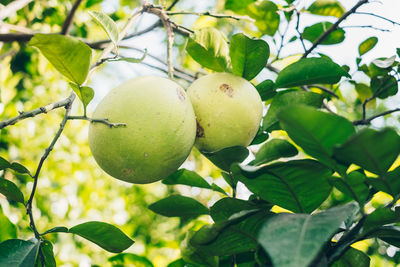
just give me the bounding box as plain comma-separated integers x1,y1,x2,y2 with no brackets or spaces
187,72,263,152
88,76,196,184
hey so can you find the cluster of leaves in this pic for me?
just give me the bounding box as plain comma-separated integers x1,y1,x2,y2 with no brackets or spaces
1,0,400,266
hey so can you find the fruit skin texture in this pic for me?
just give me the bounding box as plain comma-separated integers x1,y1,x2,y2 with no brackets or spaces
187,72,263,152
88,76,196,184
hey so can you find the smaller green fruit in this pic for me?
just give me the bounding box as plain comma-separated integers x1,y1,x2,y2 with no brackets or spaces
187,72,263,152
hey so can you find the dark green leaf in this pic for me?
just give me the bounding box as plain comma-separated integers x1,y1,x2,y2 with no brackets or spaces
303,22,345,45
359,37,378,56
250,127,269,145
0,206,17,243
210,197,261,222
148,195,209,218
162,169,211,189
247,1,280,36
167,259,186,267
253,139,298,166
69,83,95,111
9,162,31,175
85,0,103,8
0,238,40,267
0,178,24,203
234,159,332,213
225,0,256,14
362,207,400,235
230,33,270,80
202,146,249,172
370,75,398,99
40,240,56,267
275,57,351,88
192,211,271,256
89,11,119,48
29,34,92,85
278,105,355,168
367,165,400,197
69,221,134,253
368,226,400,247
181,231,218,267
258,202,358,267
332,247,370,267
329,171,369,205
308,0,346,18
108,253,154,267
41,226,69,235
0,156,10,170
255,79,276,101
186,28,229,72
333,128,400,175
262,91,324,131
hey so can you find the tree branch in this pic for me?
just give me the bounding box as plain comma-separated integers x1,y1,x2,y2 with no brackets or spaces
61,0,83,35
353,108,400,125
302,0,370,58
342,25,390,32
67,116,126,128
354,11,400,27
295,10,307,53
166,11,252,21
26,92,75,239
0,94,75,130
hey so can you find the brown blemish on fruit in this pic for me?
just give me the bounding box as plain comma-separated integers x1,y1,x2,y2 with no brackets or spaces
219,83,233,97
196,120,205,138
122,168,133,176
176,88,186,101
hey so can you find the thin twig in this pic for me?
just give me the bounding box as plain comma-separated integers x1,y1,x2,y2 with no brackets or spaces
140,61,194,82
308,84,339,98
354,11,400,27
61,0,83,35
166,11,252,21
295,10,307,53
0,94,75,130
144,3,175,79
67,116,126,128
272,21,290,62
353,108,400,125
26,93,75,239
342,25,390,32
302,0,370,58
166,0,180,11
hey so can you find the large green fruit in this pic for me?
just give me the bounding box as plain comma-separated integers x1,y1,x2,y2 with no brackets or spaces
187,72,263,152
88,76,196,184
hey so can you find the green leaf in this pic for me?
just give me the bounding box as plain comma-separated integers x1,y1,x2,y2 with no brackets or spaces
333,128,400,175
229,33,270,80
370,75,398,99
368,226,400,247
332,247,370,267
192,211,271,256
0,206,17,243
372,55,396,69
258,202,358,267
255,79,276,101
275,57,351,88
262,91,324,131
181,231,219,267
109,253,154,267
29,34,92,85
69,221,134,253
148,195,209,218
210,197,262,222
0,238,40,267
253,139,298,166
162,169,211,189
302,22,345,45
202,146,249,172
225,0,256,14
69,83,95,112
89,11,119,48
0,156,10,170
0,178,24,203
366,165,400,197
185,28,229,72
359,37,378,56
362,207,400,235
329,171,369,205
167,259,186,267
250,127,270,145
247,0,280,36
234,159,332,213
278,105,355,168
308,0,346,18
354,83,373,102
39,240,56,267
9,162,31,175
41,226,69,235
